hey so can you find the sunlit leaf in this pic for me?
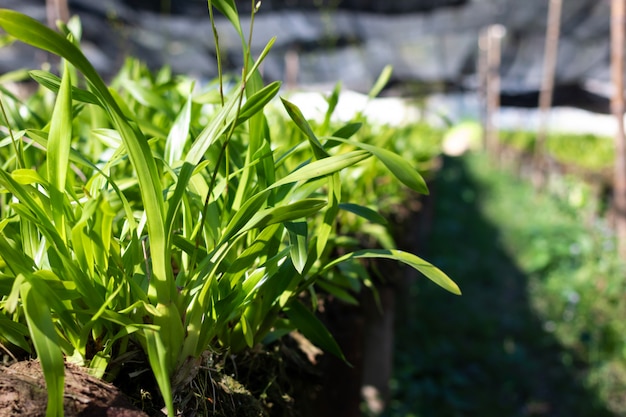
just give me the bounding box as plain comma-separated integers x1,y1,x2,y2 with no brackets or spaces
11,168,47,186
145,329,174,417
21,280,65,417
47,59,73,241
322,249,461,295
29,70,99,105
286,221,308,274
239,198,327,236
165,93,192,165
323,136,429,194
368,65,393,99
281,97,328,160
237,81,281,125
270,150,370,189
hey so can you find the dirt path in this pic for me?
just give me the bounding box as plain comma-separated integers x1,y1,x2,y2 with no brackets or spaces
385,155,613,417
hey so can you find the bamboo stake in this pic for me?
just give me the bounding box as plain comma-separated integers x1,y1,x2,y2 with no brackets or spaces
611,0,626,259
534,0,562,179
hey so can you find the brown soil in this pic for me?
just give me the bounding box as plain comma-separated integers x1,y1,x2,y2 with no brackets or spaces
0,360,148,417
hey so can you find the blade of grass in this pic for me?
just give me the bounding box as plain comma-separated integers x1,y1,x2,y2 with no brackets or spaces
316,173,340,264
145,328,174,417
165,93,192,166
237,198,327,237
322,248,461,295
281,98,328,160
284,300,347,363
269,150,370,190
21,279,65,417
368,65,393,99
47,60,73,241
286,221,308,274
338,203,388,225
322,136,429,194
29,70,100,105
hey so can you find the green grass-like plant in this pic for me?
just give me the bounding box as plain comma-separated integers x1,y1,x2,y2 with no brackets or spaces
0,4,459,416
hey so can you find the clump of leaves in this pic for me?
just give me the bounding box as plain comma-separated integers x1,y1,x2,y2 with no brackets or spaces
0,4,459,416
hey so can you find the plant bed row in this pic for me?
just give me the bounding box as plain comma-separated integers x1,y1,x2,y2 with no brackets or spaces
0,6,458,416
496,130,614,224
384,153,626,416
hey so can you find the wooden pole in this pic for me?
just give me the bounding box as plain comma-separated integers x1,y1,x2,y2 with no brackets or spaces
534,0,562,177
485,25,505,156
285,46,300,91
612,0,626,259
46,0,69,28
478,28,489,151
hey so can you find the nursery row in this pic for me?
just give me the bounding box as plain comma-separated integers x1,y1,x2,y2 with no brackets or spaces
495,128,626,415
387,149,626,416
499,129,613,172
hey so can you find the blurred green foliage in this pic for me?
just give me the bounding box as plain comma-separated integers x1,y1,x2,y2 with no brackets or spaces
386,152,626,417
500,130,614,171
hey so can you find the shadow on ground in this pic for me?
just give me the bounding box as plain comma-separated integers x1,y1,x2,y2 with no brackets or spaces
385,155,613,417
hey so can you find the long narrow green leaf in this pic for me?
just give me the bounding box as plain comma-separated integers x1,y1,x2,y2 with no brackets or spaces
224,223,282,285
338,203,388,225
11,168,47,186
165,93,192,165
0,170,68,257
184,83,240,165
281,98,328,160
238,198,327,237
368,65,393,99
165,162,196,240
316,280,359,305
24,130,139,237
0,317,30,352
322,249,461,295
240,314,255,348
330,122,362,140
29,70,100,105
26,129,99,170
47,59,73,240
232,82,278,211
183,39,276,166
21,280,65,417
322,82,341,133
269,150,370,190
323,136,429,194
236,81,281,125
218,190,270,246
286,221,308,274
119,78,174,117
145,329,175,417
316,172,340,262
0,10,109,107
284,300,347,362
211,0,244,40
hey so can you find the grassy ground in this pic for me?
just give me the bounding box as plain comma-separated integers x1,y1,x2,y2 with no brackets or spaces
384,153,623,417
